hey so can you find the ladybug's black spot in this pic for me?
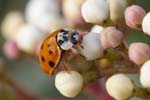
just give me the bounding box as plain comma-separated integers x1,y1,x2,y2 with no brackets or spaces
48,61,55,68
49,49,54,54
41,44,44,50
41,56,45,62
48,43,51,47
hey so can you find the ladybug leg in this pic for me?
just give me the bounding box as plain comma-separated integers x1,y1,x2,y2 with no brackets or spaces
61,53,70,74
69,48,78,55
73,43,83,53
67,49,74,56
64,48,77,61
62,61,70,74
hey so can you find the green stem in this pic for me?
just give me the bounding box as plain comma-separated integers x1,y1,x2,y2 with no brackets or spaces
97,66,139,79
134,86,150,99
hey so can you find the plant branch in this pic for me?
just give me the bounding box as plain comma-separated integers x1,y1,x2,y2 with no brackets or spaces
96,66,139,79
134,86,150,99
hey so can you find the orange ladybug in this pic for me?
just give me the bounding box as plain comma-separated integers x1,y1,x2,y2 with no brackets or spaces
39,29,79,76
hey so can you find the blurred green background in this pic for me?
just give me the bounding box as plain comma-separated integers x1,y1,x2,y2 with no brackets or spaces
0,0,150,100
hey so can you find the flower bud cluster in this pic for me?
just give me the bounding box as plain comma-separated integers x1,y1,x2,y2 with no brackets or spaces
81,0,128,24
2,0,150,100
1,0,64,58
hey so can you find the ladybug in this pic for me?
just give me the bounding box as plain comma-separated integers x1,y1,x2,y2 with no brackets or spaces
39,29,79,76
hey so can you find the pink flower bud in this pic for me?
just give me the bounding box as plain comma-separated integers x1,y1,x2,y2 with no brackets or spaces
129,42,150,65
100,27,123,49
3,40,20,59
125,5,146,30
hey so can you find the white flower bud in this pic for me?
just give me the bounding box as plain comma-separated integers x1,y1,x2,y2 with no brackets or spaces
106,74,134,100
142,12,150,36
80,32,104,60
108,0,127,22
1,11,24,40
81,0,109,24
16,24,44,54
90,25,104,33
55,71,83,98
25,0,61,32
140,60,150,88
48,16,65,32
26,0,59,16
63,0,84,21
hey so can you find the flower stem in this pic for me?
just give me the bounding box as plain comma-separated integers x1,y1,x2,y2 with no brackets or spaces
97,66,139,79
134,86,150,99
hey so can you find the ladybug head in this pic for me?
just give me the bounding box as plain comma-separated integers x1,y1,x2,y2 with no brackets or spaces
56,29,79,50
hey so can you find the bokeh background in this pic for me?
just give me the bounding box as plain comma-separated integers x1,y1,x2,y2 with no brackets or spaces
0,0,150,100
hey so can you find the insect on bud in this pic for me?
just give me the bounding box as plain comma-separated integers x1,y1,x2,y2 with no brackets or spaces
128,42,150,65
55,71,83,98
108,0,127,22
140,60,150,88
125,5,146,30
100,26,124,49
142,12,150,36
106,74,134,100
81,0,109,25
